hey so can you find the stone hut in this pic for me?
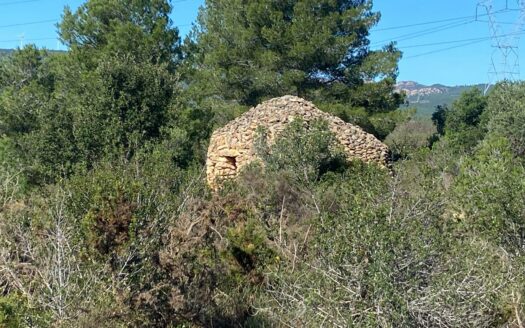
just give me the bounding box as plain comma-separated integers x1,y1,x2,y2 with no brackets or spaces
206,96,389,189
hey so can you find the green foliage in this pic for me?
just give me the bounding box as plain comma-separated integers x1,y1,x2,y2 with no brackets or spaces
0,294,31,327
60,144,208,326
252,156,448,326
0,294,51,327
485,81,525,157
0,47,76,184
438,87,488,152
255,118,348,184
226,218,276,270
5,0,525,327
61,54,176,163
452,136,525,251
431,104,448,136
0,185,123,327
59,0,179,64
0,137,26,201
191,0,394,105
0,0,181,185
182,0,404,142
58,0,181,166
447,87,487,129
66,144,195,254
411,237,524,327
319,103,414,140
385,118,436,159
430,82,525,159
368,108,415,140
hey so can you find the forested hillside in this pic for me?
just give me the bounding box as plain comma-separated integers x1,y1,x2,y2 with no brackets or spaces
0,50,12,57
396,81,486,116
1,1,524,327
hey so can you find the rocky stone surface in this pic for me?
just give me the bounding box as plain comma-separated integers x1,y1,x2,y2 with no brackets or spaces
206,96,390,189
395,81,447,96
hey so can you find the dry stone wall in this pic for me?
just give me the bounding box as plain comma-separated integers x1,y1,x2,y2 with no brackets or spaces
206,96,390,189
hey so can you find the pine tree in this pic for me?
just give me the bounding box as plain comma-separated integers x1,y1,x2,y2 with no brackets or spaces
186,0,403,115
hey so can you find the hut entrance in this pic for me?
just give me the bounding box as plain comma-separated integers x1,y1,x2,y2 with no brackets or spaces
224,156,237,170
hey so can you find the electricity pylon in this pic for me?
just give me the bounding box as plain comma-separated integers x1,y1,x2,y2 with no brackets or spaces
18,33,24,48
477,0,525,93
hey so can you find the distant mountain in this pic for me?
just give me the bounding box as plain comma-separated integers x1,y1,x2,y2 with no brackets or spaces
396,81,486,116
0,49,14,57
0,48,65,58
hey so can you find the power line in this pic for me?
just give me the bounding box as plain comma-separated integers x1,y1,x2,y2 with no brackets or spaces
404,39,490,59
0,37,56,43
372,18,521,49
0,17,192,31
0,0,40,6
371,19,475,47
402,30,525,59
371,7,518,32
398,30,525,49
371,8,524,49
13,33,513,55
0,19,57,29
372,15,473,32
401,36,492,49
477,19,518,24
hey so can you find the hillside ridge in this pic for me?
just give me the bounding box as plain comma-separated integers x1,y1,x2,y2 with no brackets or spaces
396,80,486,116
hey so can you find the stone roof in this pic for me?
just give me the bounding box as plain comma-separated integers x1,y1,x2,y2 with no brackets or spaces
206,95,390,189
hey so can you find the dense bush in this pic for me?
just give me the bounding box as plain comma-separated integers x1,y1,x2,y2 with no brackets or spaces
431,88,488,152
385,118,436,159
452,136,525,251
255,118,348,184
484,82,525,157
1,0,525,326
2,88,525,326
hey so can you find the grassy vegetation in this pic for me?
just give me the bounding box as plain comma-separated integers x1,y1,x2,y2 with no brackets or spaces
1,0,524,327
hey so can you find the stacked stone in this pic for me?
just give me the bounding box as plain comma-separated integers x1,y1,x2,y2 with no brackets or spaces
206,95,390,189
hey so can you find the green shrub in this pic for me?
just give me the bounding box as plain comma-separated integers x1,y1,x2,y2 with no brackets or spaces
255,118,348,185
409,237,525,327
0,294,49,328
385,118,436,159
432,88,488,153
485,81,525,157
319,103,413,140
451,136,525,251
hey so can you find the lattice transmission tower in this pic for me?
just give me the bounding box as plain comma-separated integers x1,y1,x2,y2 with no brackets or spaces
477,0,525,93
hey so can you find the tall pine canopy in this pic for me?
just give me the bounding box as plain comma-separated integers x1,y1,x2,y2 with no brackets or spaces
187,0,403,113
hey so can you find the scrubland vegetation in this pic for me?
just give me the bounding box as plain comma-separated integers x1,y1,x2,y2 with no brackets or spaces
1,0,524,327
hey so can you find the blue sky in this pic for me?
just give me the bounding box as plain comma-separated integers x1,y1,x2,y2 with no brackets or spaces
0,0,523,86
